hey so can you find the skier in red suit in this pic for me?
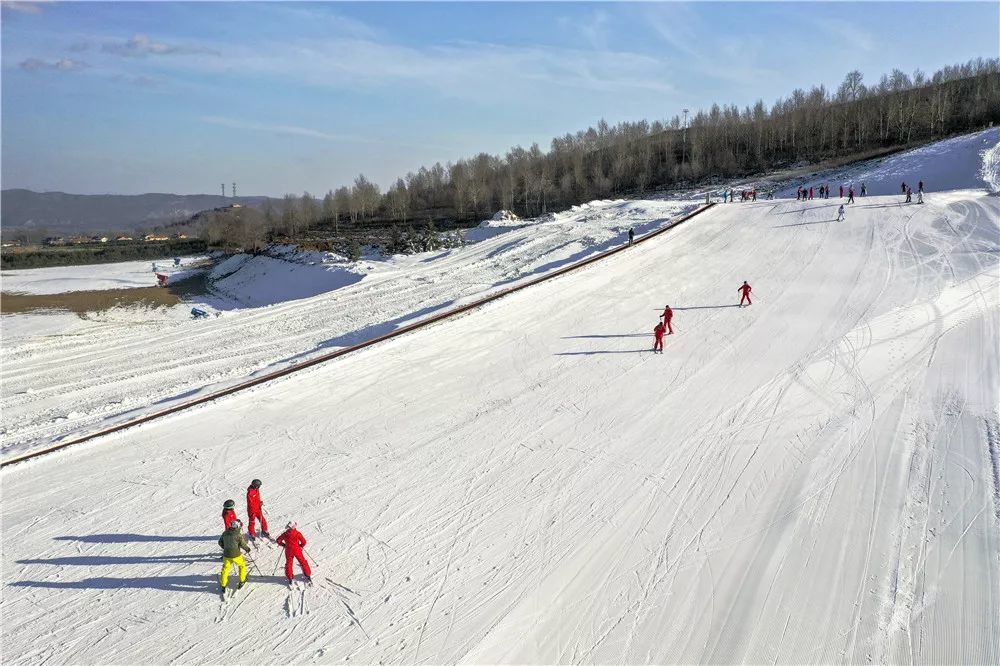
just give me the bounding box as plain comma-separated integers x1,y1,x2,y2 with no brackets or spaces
246,479,269,539
661,306,674,334
738,281,752,307
276,522,312,584
222,499,239,530
652,322,666,353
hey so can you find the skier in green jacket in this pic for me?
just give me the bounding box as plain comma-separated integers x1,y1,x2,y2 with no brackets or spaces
218,519,251,592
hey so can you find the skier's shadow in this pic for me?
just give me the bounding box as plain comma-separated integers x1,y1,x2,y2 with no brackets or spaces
772,219,835,228
669,305,741,311
556,350,648,356
11,571,294,594
17,555,218,566
562,334,647,339
53,534,213,543
10,575,221,594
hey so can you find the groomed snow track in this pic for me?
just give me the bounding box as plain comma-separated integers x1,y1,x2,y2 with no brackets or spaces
0,203,714,468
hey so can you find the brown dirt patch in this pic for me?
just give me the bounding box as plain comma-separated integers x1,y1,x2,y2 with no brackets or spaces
1,287,181,315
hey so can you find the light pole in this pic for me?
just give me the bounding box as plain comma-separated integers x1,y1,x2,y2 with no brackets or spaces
682,108,689,169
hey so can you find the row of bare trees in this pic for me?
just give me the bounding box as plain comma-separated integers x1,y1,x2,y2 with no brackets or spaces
213,58,1000,246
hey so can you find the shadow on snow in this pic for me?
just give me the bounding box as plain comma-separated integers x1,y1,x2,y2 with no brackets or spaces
53,534,214,543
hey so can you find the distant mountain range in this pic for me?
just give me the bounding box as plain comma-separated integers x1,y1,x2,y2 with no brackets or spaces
1,189,273,237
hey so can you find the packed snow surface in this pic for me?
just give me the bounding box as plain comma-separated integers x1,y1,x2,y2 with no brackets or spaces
775,126,1000,196
2,131,999,664
1,200,690,458
3,195,998,663
1,255,208,295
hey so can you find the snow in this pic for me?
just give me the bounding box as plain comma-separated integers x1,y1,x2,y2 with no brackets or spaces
203,249,366,309
1,255,209,295
774,126,1000,197
2,130,999,664
1,199,693,458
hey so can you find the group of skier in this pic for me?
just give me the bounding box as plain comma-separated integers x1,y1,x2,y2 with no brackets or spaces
723,188,774,202
797,182,869,202
217,479,312,594
902,180,925,203
652,281,752,352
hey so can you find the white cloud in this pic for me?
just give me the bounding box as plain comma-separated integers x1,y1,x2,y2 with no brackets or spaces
200,116,354,142
102,33,220,58
187,35,674,102
20,57,89,72
3,1,48,15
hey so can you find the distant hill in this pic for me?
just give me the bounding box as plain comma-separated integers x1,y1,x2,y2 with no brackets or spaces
0,189,273,238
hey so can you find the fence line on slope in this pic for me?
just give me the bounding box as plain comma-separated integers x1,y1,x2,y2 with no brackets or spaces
1,203,716,469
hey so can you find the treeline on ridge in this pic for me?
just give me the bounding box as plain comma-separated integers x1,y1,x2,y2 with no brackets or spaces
194,58,1000,251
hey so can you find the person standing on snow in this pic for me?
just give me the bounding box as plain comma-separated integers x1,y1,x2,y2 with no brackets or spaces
848,186,855,204
825,183,830,199
918,180,924,193
738,281,753,307
808,186,814,200
861,182,867,197
652,322,666,353
905,187,913,203
276,521,312,585
837,204,845,222
901,182,907,195
628,228,635,246
839,184,844,198
246,479,269,540
796,186,802,201
661,305,674,335
222,499,239,530
219,519,251,592
917,189,924,204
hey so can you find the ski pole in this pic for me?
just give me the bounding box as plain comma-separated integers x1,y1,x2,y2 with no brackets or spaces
272,551,283,576
245,552,264,578
303,548,320,570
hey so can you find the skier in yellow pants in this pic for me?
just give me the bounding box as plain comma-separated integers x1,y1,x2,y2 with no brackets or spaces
218,519,251,592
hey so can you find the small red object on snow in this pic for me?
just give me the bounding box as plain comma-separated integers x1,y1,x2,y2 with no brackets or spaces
155,273,169,287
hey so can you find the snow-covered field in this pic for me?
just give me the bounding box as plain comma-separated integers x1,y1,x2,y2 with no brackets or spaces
1,200,692,458
1,255,208,295
2,130,998,664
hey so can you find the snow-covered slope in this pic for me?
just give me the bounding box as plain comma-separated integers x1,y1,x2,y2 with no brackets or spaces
775,126,1000,196
3,180,998,662
1,200,691,458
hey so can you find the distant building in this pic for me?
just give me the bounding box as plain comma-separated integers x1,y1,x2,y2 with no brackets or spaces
43,237,66,246
115,236,134,241
144,234,170,242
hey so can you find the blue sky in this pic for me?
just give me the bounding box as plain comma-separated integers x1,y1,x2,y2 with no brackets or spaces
2,1,998,196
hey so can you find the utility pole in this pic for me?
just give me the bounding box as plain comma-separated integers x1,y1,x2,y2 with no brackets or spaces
221,183,225,198
682,108,689,170
232,182,236,199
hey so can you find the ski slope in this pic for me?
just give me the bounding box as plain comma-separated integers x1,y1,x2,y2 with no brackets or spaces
1,200,690,459
3,179,998,662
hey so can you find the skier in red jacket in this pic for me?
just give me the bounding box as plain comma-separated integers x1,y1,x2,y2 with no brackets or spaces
246,479,269,539
738,281,752,307
276,522,312,584
661,305,674,334
222,499,239,530
652,322,666,353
